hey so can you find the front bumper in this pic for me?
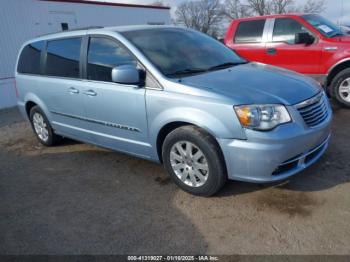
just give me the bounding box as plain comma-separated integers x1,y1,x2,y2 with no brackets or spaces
218,104,332,183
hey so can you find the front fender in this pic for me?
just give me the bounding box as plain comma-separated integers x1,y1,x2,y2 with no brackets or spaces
148,104,246,154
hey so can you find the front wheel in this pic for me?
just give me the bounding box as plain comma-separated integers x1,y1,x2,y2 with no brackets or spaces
162,126,227,197
330,68,350,108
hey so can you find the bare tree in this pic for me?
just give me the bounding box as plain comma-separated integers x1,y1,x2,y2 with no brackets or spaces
175,0,223,36
175,0,326,38
151,0,165,6
301,0,326,13
246,0,326,15
247,0,295,15
246,0,272,15
271,0,294,14
222,0,251,19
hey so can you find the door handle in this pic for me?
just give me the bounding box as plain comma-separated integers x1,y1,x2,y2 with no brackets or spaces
68,87,79,94
83,89,97,96
267,48,277,55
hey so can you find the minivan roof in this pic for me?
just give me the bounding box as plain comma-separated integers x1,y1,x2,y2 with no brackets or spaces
107,24,178,32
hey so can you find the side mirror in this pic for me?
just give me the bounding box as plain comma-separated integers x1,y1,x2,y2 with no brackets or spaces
295,32,315,45
111,64,143,85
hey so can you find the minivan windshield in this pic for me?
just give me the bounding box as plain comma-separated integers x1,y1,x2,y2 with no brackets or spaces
121,28,246,77
303,14,345,38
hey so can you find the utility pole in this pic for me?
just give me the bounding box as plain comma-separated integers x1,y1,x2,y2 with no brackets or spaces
341,0,344,26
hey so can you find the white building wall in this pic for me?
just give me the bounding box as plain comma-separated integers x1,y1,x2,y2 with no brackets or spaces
0,0,171,109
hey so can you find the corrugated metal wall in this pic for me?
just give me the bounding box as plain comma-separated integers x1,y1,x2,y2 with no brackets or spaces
0,0,171,109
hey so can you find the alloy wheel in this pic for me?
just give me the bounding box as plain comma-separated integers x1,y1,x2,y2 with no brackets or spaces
32,112,49,142
339,78,350,102
169,141,209,187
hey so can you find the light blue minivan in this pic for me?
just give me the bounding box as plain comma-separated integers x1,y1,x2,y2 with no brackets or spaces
16,26,332,196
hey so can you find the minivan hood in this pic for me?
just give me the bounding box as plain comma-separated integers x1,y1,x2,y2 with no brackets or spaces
179,62,321,105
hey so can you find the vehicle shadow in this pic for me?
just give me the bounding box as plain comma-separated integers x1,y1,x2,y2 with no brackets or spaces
58,137,82,146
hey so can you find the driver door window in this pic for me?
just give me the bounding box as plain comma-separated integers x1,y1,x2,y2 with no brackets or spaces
87,37,136,82
272,18,312,44
266,18,321,74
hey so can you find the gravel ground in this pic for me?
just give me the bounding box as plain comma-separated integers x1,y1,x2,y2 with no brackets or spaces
0,104,349,255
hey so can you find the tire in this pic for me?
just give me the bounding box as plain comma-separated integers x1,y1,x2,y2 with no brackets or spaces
330,68,350,108
29,106,61,146
162,125,227,197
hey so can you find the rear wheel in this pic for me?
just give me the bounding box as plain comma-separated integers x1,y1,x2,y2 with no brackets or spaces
29,106,61,146
162,125,226,197
330,68,350,108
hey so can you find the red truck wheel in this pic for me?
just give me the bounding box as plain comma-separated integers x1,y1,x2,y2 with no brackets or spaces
330,68,350,108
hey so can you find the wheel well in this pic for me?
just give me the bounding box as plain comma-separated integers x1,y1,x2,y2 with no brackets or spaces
25,101,37,118
327,61,350,87
156,121,225,166
156,122,190,163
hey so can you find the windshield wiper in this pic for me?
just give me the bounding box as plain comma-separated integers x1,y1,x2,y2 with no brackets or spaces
166,68,207,77
207,61,247,72
166,61,248,77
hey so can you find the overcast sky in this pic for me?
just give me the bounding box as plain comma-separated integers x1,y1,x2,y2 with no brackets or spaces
89,0,350,25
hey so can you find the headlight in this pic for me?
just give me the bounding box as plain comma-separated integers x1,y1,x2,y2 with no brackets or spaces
234,104,291,131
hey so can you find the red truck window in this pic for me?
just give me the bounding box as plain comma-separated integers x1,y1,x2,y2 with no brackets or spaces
272,18,312,44
234,20,265,44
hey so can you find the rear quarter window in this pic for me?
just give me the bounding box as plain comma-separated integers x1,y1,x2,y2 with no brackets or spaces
45,37,82,78
234,20,266,43
17,41,45,74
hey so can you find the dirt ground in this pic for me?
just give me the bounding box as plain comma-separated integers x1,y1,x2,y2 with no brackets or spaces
0,104,349,255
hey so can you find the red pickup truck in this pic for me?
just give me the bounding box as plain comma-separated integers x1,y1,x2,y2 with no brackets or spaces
225,14,350,108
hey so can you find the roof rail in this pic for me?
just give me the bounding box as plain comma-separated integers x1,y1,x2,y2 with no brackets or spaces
66,26,104,31
38,26,104,37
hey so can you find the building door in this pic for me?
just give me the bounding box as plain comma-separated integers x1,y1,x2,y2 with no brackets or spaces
49,11,77,32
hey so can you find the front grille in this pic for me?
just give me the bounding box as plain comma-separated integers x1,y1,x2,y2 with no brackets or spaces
297,93,329,127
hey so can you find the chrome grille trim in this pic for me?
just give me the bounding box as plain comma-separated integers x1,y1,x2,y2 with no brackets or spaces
295,92,324,109
295,92,329,128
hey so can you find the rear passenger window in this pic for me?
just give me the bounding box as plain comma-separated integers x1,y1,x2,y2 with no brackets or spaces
46,38,81,78
234,20,266,43
87,37,136,82
17,41,45,74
